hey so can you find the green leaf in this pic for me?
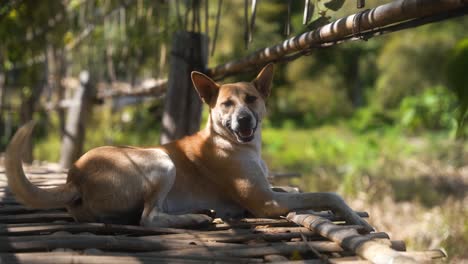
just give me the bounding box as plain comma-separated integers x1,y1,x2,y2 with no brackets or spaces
324,0,345,11
446,38,468,139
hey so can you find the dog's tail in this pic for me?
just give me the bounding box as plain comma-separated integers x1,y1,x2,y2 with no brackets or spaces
4,121,78,209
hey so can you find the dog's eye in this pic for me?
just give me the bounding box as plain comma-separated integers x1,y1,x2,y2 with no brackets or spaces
245,95,257,104
222,100,234,107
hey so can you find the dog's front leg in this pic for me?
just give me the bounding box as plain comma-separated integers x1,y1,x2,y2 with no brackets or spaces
273,191,374,232
138,150,212,228
141,208,212,228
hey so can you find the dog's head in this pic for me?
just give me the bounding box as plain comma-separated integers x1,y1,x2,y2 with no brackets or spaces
191,64,274,144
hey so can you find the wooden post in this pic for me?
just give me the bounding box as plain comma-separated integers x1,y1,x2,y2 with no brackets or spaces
160,31,208,144
59,71,94,169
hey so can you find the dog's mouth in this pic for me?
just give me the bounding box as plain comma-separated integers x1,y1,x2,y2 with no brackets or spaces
234,128,255,142
225,119,256,143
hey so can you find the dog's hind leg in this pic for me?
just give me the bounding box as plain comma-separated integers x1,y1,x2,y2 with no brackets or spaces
139,150,212,228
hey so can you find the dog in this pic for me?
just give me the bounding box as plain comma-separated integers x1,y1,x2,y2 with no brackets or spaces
4,64,372,230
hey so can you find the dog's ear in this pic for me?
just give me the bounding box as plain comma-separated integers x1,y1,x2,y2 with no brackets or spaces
191,71,219,105
253,63,274,99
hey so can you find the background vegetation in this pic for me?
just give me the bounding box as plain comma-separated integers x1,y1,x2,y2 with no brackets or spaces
0,0,466,261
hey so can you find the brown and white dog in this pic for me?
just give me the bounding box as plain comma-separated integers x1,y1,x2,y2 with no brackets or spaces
4,64,372,230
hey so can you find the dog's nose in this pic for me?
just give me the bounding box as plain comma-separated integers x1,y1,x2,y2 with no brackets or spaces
238,114,252,128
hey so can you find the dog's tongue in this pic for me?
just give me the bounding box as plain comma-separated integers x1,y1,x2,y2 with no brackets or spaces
239,129,254,138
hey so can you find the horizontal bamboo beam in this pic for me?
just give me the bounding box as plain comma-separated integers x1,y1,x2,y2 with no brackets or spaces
287,213,418,264
0,212,73,224
61,77,168,99
0,253,256,264
0,222,189,236
145,240,343,258
0,233,343,254
0,234,205,252
96,79,167,98
208,0,468,79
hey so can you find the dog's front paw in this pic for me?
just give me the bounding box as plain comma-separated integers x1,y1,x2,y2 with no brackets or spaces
174,213,213,228
141,212,213,228
337,209,374,232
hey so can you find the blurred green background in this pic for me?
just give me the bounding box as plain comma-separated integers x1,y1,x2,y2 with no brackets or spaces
0,0,467,261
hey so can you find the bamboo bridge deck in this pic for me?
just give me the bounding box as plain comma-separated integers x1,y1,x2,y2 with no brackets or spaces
0,165,446,263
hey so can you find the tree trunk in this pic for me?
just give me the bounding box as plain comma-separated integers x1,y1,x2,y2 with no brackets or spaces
160,31,208,144
19,92,36,164
0,50,5,140
0,59,6,148
57,49,69,137
59,71,94,169
19,65,44,164
348,52,364,108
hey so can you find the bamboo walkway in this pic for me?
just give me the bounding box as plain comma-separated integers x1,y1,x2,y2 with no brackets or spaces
0,165,446,264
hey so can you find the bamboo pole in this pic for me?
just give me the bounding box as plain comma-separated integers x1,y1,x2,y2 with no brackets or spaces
0,252,265,264
0,234,204,252
96,79,167,98
0,212,73,224
153,229,318,243
208,0,468,79
213,211,368,230
145,240,343,258
287,213,418,264
0,222,189,236
0,233,343,254
0,253,255,264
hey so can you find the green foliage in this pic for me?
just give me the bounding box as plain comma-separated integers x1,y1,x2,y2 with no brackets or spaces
34,100,162,161
446,38,468,139
397,86,458,134
375,29,455,108
349,106,394,132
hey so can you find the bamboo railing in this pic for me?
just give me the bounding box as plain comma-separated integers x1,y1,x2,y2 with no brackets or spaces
208,0,468,79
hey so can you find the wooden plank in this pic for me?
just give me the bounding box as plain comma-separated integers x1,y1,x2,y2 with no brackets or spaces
213,211,368,230
0,253,258,264
0,233,343,254
0,252,264,263
0,205,66,215
287,213,419,264
0,212,73,223
0,234,209,252
400,250,447,261
145,240,343,258
269,260,324,264
0,222,191,236
153,229,318,243
328,257,371,263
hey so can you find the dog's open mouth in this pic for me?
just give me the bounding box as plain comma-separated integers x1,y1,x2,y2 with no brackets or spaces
225,119,257,143
234,128,255,142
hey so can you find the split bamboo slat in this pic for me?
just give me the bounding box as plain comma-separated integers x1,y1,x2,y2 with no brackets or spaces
0,166,447,263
